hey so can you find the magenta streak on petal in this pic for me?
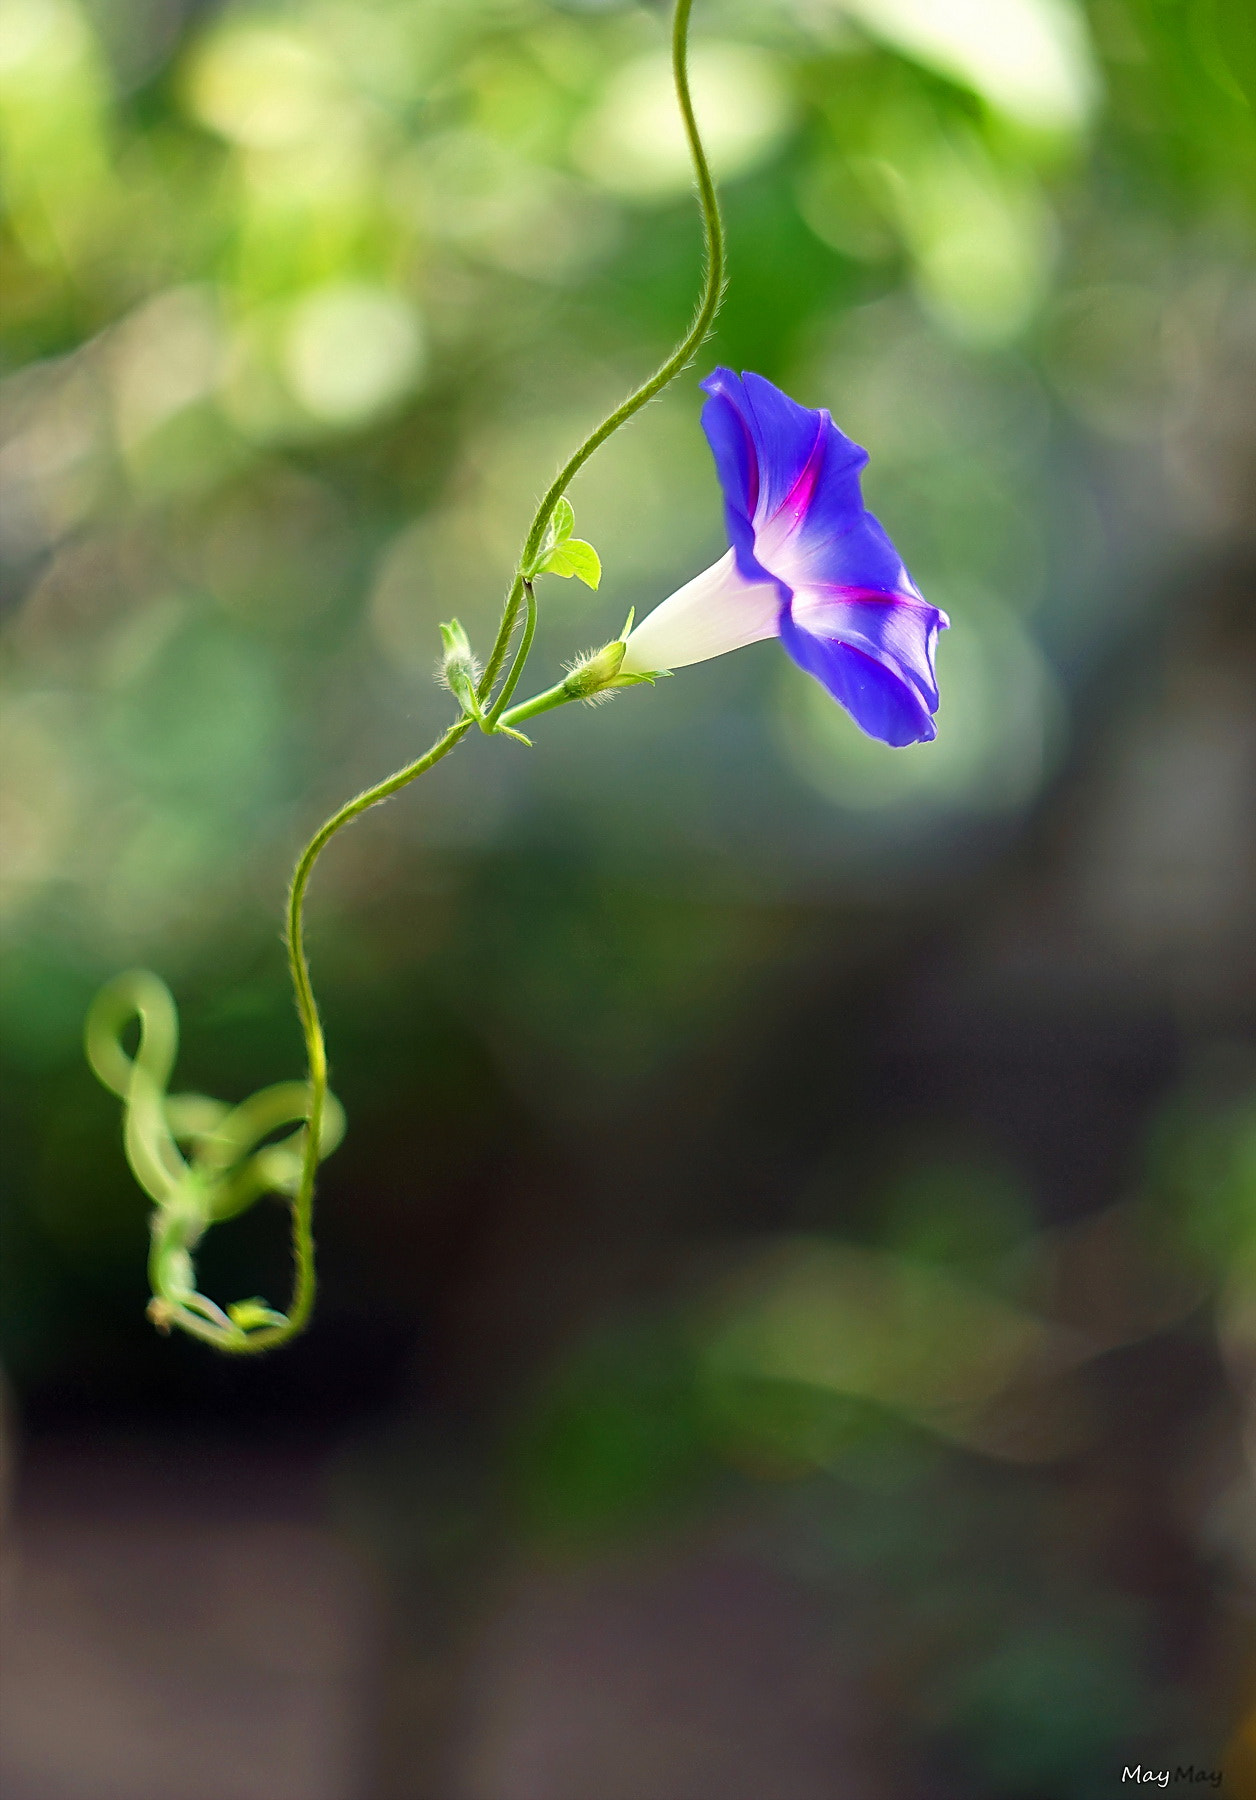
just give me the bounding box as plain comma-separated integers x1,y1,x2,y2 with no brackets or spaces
769,418,825,532
779,605,939,746
789,584,949,710
688,367,945,748
805,585,941,612
739,409,760,519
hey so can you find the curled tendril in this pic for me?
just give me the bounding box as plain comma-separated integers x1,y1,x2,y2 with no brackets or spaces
85,970,344,1349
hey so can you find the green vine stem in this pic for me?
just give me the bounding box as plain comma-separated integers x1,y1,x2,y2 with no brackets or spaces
90,0,725,1352
85,969,345,1348
480,0,726,719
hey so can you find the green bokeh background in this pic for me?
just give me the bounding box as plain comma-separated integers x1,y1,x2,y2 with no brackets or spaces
2,1,1254,1793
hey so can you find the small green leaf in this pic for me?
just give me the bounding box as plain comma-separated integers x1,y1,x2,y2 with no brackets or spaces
537,538,602,589
522,500,579,579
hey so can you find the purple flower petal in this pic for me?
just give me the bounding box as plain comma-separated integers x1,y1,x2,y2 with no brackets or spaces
701,369,873,590
773,497,922,603
625,369,946,748
699,378,775,588
779,607,939,747
701,369,866,524
698,367,946,745
791,589,946,711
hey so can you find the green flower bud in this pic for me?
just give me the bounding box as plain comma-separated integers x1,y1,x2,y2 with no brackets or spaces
562,637,628,700
557,611,669,705
438,618,478,686
438,619,484,720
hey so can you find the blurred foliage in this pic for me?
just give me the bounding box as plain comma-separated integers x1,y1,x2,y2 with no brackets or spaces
4,0,1256,968
1144,1046,1256,1277
2,0,1254,1784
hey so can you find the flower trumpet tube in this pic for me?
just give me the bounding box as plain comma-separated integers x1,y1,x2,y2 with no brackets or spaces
621,369,948,747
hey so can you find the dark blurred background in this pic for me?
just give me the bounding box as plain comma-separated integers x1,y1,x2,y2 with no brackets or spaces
2,1,1254,1795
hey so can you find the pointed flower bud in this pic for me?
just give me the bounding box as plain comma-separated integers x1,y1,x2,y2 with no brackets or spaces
560,611,666,705
562,636,627,700
437,618,484,721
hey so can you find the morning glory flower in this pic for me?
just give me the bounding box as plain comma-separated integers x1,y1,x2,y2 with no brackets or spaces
620,369,948,746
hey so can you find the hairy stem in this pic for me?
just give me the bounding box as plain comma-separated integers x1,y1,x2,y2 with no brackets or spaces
230,0,725,1353
480,0,725,722
213,718,471,1354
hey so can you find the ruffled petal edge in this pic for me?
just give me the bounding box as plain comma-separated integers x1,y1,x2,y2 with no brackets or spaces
779,599,945,747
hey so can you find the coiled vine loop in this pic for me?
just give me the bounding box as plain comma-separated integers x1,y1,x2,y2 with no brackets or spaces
86,970,344,1347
